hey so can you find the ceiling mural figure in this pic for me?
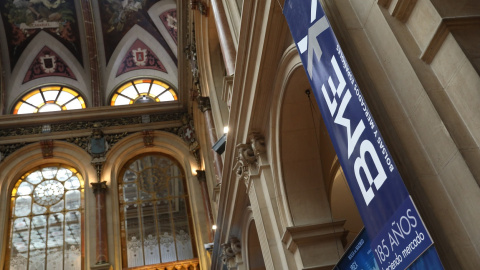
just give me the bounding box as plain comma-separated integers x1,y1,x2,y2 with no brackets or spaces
99,0,177,65
160,9,177,44
116,39,167,77
0,0,82,70
23,46,76,83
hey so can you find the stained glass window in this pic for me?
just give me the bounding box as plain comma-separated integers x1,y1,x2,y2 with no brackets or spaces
13,86,86,114
8,165,84,270
110,79,177,106
119,154,194,268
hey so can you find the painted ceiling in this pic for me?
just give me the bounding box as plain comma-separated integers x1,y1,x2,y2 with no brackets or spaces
0,0,184,113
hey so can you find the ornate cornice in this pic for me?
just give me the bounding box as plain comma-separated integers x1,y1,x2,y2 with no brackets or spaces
0,111,201,164
0,111,184,137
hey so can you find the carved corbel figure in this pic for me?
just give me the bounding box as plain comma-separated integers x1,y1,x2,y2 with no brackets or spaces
249,132,266,157
236,143,256,165
221,242,235,265
230,237,241,255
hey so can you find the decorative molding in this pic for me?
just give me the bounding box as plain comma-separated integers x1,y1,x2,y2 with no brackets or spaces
282,221,348,253
0,142,27,162
421,16,480,64
0,112,184,138
390,0,417,22
40,140,54,159
378,0,392,8
0,112,190,163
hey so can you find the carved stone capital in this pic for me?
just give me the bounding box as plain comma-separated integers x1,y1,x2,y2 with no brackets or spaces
91,181,108,195
196,96,211,112
40,140,53,159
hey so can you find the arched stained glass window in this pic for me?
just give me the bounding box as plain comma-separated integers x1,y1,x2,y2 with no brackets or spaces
111,79,177,106
8,165,84,270
13,86,86,114
119,154,195,268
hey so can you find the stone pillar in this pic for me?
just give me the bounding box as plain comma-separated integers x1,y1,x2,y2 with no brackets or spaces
210,0,236,75
197,96,224,183
91,181,109,265
196,170,215,242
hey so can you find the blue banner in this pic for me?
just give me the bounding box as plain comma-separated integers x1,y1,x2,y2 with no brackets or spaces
335,228,443,270
283,1,443,269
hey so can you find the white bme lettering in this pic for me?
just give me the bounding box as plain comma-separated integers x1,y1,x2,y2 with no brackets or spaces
334,91,365,159
324,56,365,159
300,8,387,206
354,140,387,206
307,16,329,79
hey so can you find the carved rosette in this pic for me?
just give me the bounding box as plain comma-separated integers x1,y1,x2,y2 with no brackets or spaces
234,133,266,188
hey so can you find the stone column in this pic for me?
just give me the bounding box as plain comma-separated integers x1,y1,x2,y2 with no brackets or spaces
91,181,109,265
197,96,224,183
210,0,236,75
196,170,215,242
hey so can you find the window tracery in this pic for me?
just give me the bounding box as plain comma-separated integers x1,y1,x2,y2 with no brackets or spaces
110,79,177,106
8,165,84,270
119,154,195,268
13,86,86,114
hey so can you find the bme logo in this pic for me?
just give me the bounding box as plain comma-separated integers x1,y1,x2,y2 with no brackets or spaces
295,0,387,206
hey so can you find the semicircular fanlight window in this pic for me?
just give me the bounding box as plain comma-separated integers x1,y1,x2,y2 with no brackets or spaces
110,79,177,106
13,86,86,114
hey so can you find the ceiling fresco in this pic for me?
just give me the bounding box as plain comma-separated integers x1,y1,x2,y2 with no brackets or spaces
0,0,82,70
160,9,177,44
116,39,167,77
23,46,76,83
98,0,177,65
0,0,182,113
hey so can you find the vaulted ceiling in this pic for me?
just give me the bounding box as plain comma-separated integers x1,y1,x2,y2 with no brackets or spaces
0,0,191,115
